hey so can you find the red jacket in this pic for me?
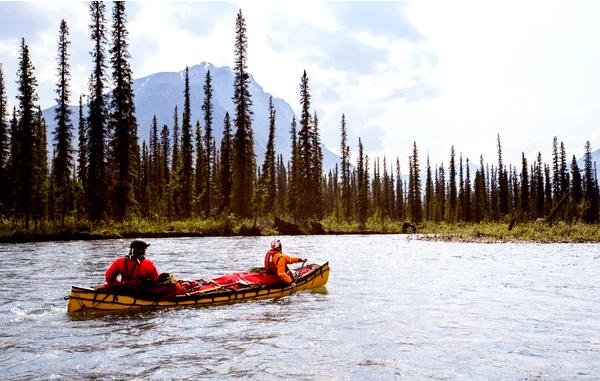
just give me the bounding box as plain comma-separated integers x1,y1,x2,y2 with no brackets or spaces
105,257,159,288
264,249,302,284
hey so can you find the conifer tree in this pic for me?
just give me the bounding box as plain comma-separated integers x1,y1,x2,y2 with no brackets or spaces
179,67,193,218
287,116,299,218
447,146,457,222
357,138,368,229
86,1,108,221
570,155,582,205
582,141,599,223
0,64,9,214
559,142,569,199
396,158,404,220
408,142,422,223
497,134,509,215
311,111,324,219
275,154,287,214
14,39,40,228
109,1,138,220
201,68,214,216
170,105,180,218
148,115,160,215
424,156,434,220
544,164,552,215
519,153,530,217
52,19,74,225
160,124,171,218
219,112,233,213
535,153,545,218
77,96,87,187
552,136,560,201
464,158,472,222
32,108,49,228
436,164,446,222
260,96,277,214
231,9,255,218
297,70,315,220
340,114,351,221
194,120,206,216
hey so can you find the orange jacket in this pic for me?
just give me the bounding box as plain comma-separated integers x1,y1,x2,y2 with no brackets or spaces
105,257,159,288
264,249,302,284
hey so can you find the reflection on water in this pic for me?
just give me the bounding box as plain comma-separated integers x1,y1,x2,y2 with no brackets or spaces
1,236,600,379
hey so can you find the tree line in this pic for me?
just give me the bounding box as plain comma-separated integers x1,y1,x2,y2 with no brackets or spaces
0,2,598,231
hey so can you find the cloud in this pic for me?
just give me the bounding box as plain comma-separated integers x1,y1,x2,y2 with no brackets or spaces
324,1,422,41
0,3,54,40
167,2,237,36
267,20,388,74
383,76,439,103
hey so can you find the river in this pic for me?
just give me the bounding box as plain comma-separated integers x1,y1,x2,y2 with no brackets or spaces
1,235,599,380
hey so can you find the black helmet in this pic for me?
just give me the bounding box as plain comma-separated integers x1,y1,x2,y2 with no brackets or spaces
130,239,150,251
128,239,150,259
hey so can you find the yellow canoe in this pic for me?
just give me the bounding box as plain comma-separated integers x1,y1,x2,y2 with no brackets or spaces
67,262,329,313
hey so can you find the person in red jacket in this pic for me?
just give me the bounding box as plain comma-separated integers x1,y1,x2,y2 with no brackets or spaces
105,239,159,288
264,239,306,287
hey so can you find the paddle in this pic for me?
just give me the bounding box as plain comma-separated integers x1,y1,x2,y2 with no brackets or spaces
291,259,307,292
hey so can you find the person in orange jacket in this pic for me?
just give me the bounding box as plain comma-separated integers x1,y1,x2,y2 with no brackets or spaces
105,239,159,288
264,239,307,287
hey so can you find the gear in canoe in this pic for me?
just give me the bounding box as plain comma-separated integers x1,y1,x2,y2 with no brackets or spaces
66,239,329,313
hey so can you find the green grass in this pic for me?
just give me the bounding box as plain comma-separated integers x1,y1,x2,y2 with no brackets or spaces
0,216,598,243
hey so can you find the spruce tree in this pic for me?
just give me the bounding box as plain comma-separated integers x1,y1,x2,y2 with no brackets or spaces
170,105,180,218
464,158,472,222
520,153,530,217
52,19,74,225
0,64,9,214
357,138,368,229
287,116,299,218
77,96,87,188
582,141,599,223
552,136,560,201
109,1,138,220
219,112,233,213
201,68,213,216
179,67,193,218
311,111,324,219
32,108,49,228
424,156,434,220
260,96,277,214
340,114,351,221
231,9,255,218
535,153,544,218
86,1,108,221
297,70,314,220
194,120,206,216
160,124,171,218
14,39,40,228
408,142,422,223
497,134,509,215
447,146,457,222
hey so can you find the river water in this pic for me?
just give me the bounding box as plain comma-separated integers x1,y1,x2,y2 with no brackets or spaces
1,235,599,380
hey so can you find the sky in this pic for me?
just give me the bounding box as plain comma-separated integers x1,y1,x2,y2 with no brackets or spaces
1,0,599,169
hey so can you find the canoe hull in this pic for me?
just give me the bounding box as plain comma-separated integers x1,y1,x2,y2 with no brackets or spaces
67,262,329,313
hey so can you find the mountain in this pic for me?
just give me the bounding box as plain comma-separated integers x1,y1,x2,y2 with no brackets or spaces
43,62,340,171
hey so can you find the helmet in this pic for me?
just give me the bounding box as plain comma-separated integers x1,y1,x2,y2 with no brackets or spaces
129,239,150,259
130,239,150,251
270,239,282,251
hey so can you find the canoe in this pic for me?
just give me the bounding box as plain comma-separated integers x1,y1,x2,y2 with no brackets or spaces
66,262,329,313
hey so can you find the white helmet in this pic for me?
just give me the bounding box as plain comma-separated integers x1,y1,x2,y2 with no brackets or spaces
270,239,282,251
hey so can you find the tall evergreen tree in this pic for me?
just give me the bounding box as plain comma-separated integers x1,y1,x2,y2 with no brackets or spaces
77,96,87,187
408,142,422,223
219,112,233,213
32,108,49,228
0,64,9,214
357,138,368,229
201,68,214,216
231,9,255,217
287,116,300,218
552,136,560,202
311,111,324,219
582,141,599,223
194,120,206,216
52,19,74,225
424,156,434,220
14,39,40,228
340,114,351,221
109,1,138,220
570,155,582,205
447,146,457,222
86,1,108,221
160,124,171,218
497,134,509,215
296,70,316,220
519,153,530,217
260,96,277,214
179,66,193,218
464,158,472,222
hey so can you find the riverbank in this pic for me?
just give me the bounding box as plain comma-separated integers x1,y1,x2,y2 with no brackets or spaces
0,218,599,243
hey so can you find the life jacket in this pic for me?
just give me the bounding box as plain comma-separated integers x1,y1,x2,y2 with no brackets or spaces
264,249,282,274
106,256,158,288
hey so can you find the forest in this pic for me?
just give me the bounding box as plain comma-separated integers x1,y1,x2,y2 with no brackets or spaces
0,2,599,241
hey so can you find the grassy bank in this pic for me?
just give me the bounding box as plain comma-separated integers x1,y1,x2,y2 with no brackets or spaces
0,217,599,243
